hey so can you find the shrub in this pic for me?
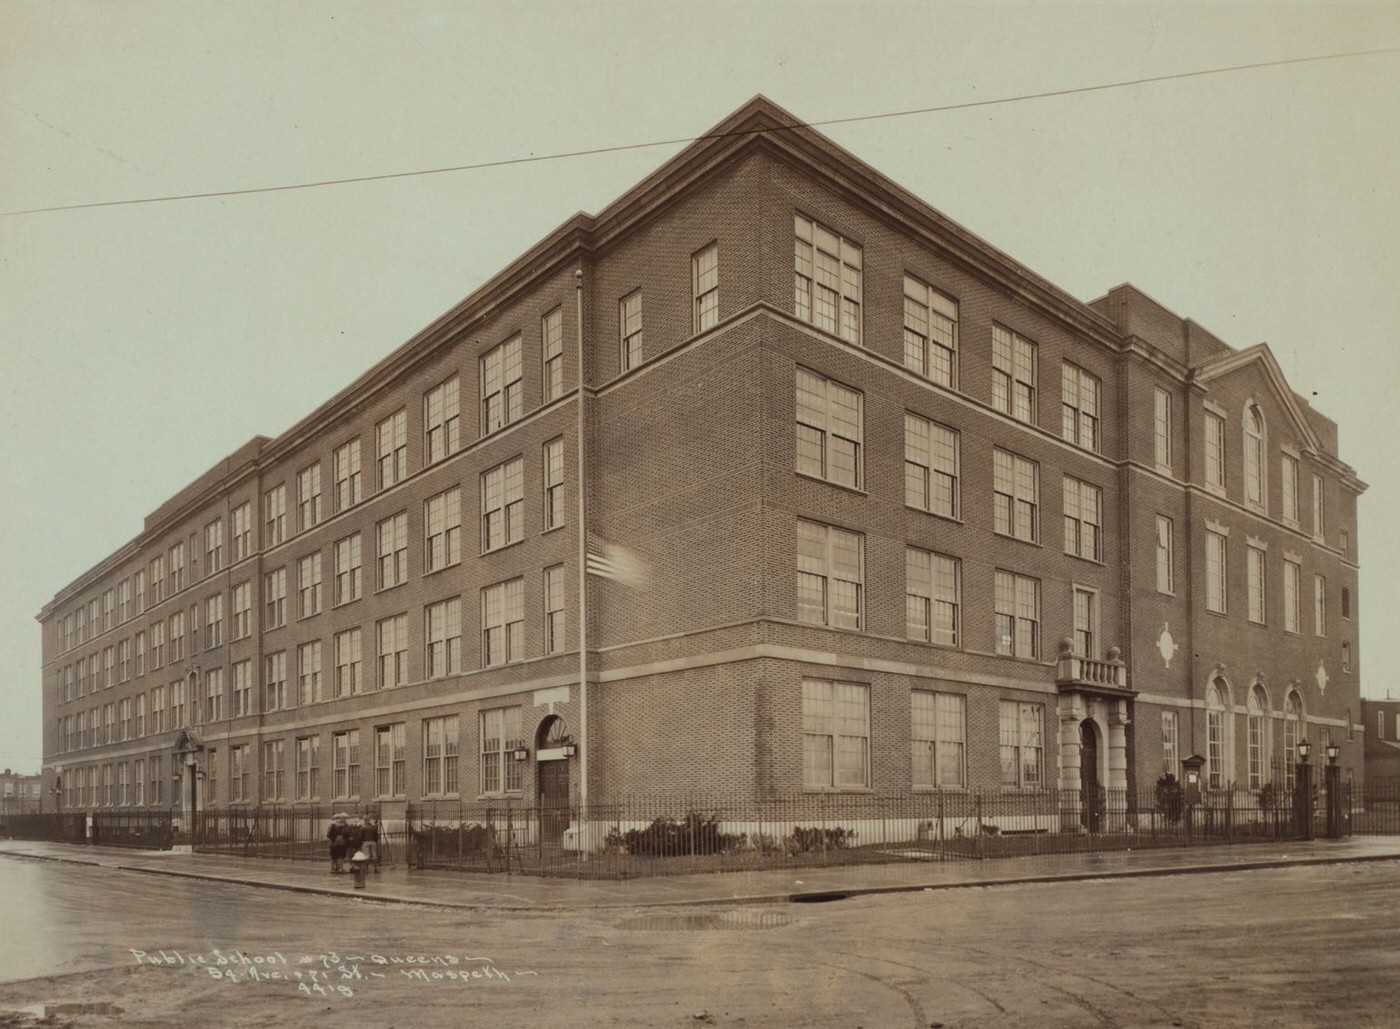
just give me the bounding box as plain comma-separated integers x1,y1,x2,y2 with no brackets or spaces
787,826,856,852
621,812,738,856
1155,773,1184,825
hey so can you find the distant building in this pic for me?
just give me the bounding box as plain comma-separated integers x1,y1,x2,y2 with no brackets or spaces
36,97,1364,832
1,769,43,816
1362,698,1400,780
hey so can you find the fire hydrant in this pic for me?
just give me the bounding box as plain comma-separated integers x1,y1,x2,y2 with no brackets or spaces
349,849,369,890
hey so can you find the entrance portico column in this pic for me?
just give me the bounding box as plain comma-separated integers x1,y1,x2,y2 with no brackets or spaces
1106,699,1131,830
1058,693,1086,830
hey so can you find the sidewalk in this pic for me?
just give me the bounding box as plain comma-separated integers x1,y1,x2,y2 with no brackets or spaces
3,835,1398,910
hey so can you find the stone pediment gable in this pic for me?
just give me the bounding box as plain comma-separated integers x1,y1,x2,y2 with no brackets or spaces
1192,343,1323,454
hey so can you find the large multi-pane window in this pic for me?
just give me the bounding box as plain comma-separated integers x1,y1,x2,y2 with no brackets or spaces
1206,530,1227,613
482,579,524,667
543,438,565,530
297,641,323,705
1315,575,1327,636
295,735,320,801
298,552,322,618
169,543,185,593
377,614,408,689
693,243,719,332
911,691,965,788
169,611,185,662
332,730,360,799
1244,404,1266,509
377,513,408,590
1156,515,1174,594
297,463,322,531
118,697,131,740
334,438,362,511
1247,685,1270,790
334,533,362,606
264,651,287,713
170,680,186,729
1206,682,1229,789
1062,477,1102,560
424,488,462,572
999,701,1043,788
1284,559,1301,633
204,593,224,649
1312,473,1325,540
993,449,1038,542
334,628,362,698
1280,453,1299,523
1073,587,1097,657
1284,692,1303,788
802,679,870,789
902,275,957,386
1247,546,1267,624
118,580,131,623
375,724,406,797
544,564,565,655
232,581,251,639
620,291,643,371
905,547,959,647
795,368,862,488
263,740,286,800
480,340,523,433
1153,387,1172,469
204,519,224,576
425,376,462,462
480,706,524,795
1162,710,1179,775
422,715,459,796
425,598,462,678
794,215,861,343
232,660,253,717
204,668,224,723
542,307,564,402
230,745,250,803
994,571,1040,658
150,621,165,670
991,325,1036,423
118,639,131,682
796,519,863,630
1061,364,1100,450
264,484,286,547
232,502,252,562
150,555,166,602
481,458,524,551
1204,412,1226,491
904,413,958,518
377,410,408,489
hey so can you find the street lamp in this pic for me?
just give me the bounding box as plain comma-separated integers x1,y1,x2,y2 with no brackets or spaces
1325,742,1341,765
1295,739,1314,841
1324,741,1343,839
1297,739,1312,763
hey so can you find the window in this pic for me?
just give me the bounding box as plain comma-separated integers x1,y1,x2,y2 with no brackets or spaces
542,307,564,402
795,368,862,488
298,552,322,618
620,291,643,371
1243,404,1266,509
334,439,362,511
104,589,115,630
204,519,224,576
480,707,524,794
295,735,320,801
1284,559,1301,633
1312,474,1325,540
802,679,870,789
118,639,131,682
1153,388,1172,469
119,698,131,740
1061,364,1100,450
422,715,459,796
205,668,224,723
543,438,565,530
334,533,362,605
90,598,100,635
911,691,965,788
1162,710,1179,774
905,548,959,647
1315,575,1327,636
205,593,225,649
424,488,462,572
150,621,165,670
544,564,565,655
480,340,522,434
332,730,360,799
999,701,1044,788
232,581,251,639
297,463,322,531
481,457,524,551
150,555,165,602
1204,412,1226,491
904,414,959,518
993,449,1038,542
991,325,1036,423
1247,686,1270,791
297,640,322,705
377,513,407,589
150,757,163,806
1072,587,1097,657
134,758,145,805
232,660,253,718
170,680,186,729
994,571,1040,658
169,611,185,662
1342,641,1352,672
425,597,462,678
794,215,861,343
230,744,250,803
902,275,957,386
118,762,129,806
425,376,462,462
232,502,252,562
169,543,185,593
377,614,408,689
1380,710,1387,740
377,410,408,489
1155,516,1175,594
104,702,116,741
796,519,863,629
264,484,286,546
1282,454,1299,524
264,652,288,712
334,628,362,697
375,724,406,797
1206,530,1227,614
264,567,287,629
1062,478,1102,561
1206,682,1229,790
1342,586,1351,620
118,580,131,623
693,243,719,332
481,579,524,667
1247,546,1266,624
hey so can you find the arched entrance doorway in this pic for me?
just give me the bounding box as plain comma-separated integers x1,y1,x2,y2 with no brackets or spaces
535,716,572,843
1080,720,1104,832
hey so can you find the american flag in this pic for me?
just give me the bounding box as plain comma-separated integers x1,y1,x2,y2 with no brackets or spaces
585,535,648,586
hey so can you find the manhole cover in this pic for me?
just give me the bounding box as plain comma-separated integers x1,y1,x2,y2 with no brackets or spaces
619,910,794,931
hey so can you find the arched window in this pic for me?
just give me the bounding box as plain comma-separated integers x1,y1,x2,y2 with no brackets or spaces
1284,691,1304,788
1207,680,1230,790
1247,684,1270,789
1244,404,1266,508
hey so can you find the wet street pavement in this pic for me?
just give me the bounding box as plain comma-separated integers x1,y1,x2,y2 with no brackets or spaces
2,852,1399,1027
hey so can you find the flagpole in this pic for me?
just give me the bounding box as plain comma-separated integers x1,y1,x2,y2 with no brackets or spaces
574,268,589,835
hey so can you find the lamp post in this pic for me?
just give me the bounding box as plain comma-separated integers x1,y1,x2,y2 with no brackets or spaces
1325,742,1342,839
1295,739,1313,841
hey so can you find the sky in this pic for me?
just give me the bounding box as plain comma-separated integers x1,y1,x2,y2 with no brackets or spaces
2,1,1398,774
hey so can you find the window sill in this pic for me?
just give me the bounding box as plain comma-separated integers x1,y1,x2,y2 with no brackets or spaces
906,636,962,651
1065,552,1105,567
992,531,1041,548
905,505,962,526
422,561,462,579
331,598,361,611
802,787,875,795
374,582,406,596
1204,484,1227,500
476,792,525,802
1154,462,1174,477
795,471,867,496
1156,589,1176,598
912,786,968,794
1205,608,1228,618
481,539,525,558
994,652,1046,665
542,524,566,536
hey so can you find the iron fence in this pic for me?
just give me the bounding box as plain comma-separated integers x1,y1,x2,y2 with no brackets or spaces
92,810,175,850
1349,780,1400,835
1,812,86,844
192,806,409,867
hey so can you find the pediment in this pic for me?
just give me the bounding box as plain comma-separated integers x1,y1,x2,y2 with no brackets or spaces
1192,343,1322,454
